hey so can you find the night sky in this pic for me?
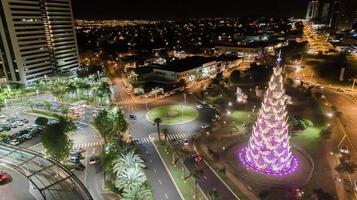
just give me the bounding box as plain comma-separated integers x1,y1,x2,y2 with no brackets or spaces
72,0,309,20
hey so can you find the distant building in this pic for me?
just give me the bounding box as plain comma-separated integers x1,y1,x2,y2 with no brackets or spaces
321,2,332,24
306,1,320,20
131,56,221,85
329,0,357,30
0,0,79,85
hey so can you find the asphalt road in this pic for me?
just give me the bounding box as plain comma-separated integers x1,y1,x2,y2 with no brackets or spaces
184,157,238,200
0,166,36,200
138,142,182,200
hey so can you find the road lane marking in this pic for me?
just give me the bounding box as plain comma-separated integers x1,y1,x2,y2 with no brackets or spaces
149,159,152,163
154,168,157,174
158,179,162,184
84,150,88,186
203,175,207,180
165,193,168,199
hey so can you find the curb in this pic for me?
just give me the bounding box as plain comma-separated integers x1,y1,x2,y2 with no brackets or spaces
151,140,185,200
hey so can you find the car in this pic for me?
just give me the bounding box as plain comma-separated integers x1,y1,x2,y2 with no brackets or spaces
129,114,137,120
17,121,24,126
72,147,84,154
70,151,82,157
75,162,86,171
22,134,32,139
183,139,189,146
211,117,217,122
0,172,11,184
201,124,210,129
336,88,345,93
89,155,98,165
68,156,80,163
339,145,350,154
196,105,203,109
10,139,19,146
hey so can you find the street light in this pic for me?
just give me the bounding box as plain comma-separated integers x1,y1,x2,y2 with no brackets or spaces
183,93,187,105
326,112,333,118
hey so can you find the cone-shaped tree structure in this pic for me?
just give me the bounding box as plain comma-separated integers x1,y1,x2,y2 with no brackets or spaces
241,52,296,175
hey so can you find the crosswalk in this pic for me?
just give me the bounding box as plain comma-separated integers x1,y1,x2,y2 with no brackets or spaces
73,141,102,148
116,99,135,105
133,137,151,144
133,128,201,144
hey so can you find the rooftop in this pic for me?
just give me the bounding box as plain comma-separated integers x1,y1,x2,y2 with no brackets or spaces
156,56,216,72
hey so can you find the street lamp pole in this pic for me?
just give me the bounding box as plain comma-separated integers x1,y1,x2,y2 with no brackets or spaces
183,93,186,105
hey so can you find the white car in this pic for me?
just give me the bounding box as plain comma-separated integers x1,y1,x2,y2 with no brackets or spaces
196,105,203,109
10,139,19,146
201,124,210,129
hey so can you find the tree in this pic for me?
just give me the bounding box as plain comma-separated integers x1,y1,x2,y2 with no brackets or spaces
208,189,219,200
43,101,51,112
111,108,128,138
229,70,241,84
113,151,145,175
41,118,74,162
93,110,114,143
114,167,146,191
162,128,169,144
154,117,162,142
185,169,202,199
212,72,223,85
122,184,151,200
35,117,48,126
59,103,69,116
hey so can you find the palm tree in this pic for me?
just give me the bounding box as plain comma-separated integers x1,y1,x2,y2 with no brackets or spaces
122,184,151,200
43,101,51,112
177,149,189,178
154,117,162,142
113,151,145,175
208,189,219,200
114,167,146,191
185,169,202,199
162,128,169,144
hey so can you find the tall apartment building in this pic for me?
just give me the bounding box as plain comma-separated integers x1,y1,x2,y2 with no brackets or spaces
328,0,357,30
306,1,320,20
0,0,79,85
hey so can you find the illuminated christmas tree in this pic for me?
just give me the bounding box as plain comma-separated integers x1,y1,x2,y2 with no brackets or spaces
240,52,297,175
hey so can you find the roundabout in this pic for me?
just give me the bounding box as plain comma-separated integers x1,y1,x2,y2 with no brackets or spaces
146,105,199,125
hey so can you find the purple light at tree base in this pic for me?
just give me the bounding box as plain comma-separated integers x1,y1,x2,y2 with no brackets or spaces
240,52,297,175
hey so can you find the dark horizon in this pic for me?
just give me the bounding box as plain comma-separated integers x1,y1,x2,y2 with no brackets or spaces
72,0,309,20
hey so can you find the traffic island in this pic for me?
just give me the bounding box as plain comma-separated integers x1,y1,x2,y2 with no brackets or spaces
146,105,199,125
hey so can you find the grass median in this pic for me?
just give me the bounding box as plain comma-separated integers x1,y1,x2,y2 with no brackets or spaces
155,142,206,200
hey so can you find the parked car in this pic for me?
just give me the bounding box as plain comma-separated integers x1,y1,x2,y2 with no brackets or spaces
75,162,85,171
68,156,80,163
10,139,19,146
196,105,203,109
